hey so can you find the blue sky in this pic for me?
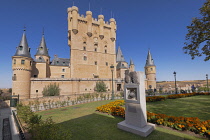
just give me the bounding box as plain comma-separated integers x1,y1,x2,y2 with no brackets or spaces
0,0,208,88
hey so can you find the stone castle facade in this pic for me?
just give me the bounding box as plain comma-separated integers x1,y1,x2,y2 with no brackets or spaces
12,6,156,99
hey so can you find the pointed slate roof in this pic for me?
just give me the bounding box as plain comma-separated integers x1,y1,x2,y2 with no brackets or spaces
145,50,155,67
116,46,125,62
130,58,134,65
14,30,31,58
35,34,49,57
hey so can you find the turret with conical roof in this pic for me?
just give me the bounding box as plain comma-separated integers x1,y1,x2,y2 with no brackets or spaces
145,50,155,67
14,30,31,58
12,29,33,99
129,58,135,72
145,49,156,90
35,32,50,64
116,46,125,62
33,32,51,78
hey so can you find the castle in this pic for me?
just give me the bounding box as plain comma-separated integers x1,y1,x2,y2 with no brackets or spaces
12,6,156,99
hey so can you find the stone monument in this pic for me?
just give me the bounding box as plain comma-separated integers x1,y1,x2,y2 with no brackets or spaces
118,71,155,137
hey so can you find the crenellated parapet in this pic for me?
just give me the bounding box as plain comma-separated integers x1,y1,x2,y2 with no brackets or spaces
67,6,117,46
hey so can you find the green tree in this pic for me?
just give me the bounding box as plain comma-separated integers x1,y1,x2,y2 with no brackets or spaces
42,83,61,96
95,81,107,92
183,0,210,61
8,88,12,93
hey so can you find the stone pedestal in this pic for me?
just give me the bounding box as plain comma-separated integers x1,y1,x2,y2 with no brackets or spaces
117,71,155,137
118,121,155,137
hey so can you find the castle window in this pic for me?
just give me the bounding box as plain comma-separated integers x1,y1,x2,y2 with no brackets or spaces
21,60,25,64
105,49,107,53
62,69,65,72
39,57,42,60
63,62,66,64
12,74,16,81
13,59,16,64
30,61,32,66
122,64,124,67
151,68,153,71
84,56,87,61
104,45,107,47
61,75,65,78
34,75,37,78
39,47,43,50
83,46,86,51
36,90,38,93
83,41,86,44
19,46,23,50
94,48,97,52
56,61,59,64
95,61,97,65
106,62,108,66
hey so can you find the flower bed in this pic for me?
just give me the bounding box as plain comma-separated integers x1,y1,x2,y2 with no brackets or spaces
96,100,210,138
167,93,210,99
146,96,166,102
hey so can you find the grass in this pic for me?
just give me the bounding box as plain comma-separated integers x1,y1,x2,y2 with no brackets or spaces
36,99,207,140
147,95,210,121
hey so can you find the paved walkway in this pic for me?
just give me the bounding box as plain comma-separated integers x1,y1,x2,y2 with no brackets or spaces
0,107,20,140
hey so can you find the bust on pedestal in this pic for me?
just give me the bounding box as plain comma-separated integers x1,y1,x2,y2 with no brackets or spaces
117,71,155,137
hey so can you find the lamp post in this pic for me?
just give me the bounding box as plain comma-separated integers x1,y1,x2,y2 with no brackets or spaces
206,74,209,93
110,65,114,100
173,71,177,94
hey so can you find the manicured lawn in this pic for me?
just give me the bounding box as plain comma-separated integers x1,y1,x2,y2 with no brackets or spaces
147,95,210,121
36,98,206,140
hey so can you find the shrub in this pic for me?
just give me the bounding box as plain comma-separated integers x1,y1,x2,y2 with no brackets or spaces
95,81,107,92
146,96,166,102
42,83,61,96
17,104,71,139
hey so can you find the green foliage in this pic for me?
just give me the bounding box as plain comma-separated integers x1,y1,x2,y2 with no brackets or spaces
42,83,61,96
183,0,210,61
17,103,71,140
17,103,33,124
0,89,3,94
29,117,71,140
198,86,210,92
8,88,12,93
95,81,107,92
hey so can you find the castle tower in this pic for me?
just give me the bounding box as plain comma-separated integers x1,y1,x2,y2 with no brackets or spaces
12,30,33,99
116,46,128,78
145,50,156,90
67,6,116,78
33,32,50,78
129,59,135,72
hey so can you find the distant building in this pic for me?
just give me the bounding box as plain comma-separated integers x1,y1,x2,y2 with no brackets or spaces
12,6,156,99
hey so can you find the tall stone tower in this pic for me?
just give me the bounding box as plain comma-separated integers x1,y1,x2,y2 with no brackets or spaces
67,6,117,78
33,32,50,78
12,30,33,99
145,50,156,90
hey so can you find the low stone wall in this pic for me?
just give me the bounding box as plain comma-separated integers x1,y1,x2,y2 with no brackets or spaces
19,92,123,112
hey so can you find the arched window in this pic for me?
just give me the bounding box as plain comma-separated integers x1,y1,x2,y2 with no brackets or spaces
150,68,153,71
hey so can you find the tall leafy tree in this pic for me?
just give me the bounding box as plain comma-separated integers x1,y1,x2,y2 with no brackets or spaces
183,0,210,61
